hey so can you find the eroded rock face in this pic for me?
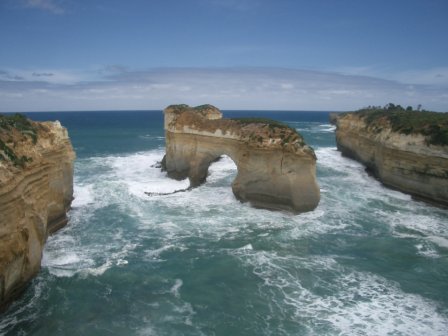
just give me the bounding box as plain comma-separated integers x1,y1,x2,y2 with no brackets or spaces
163,104,320,213
335,113,448,206
0,118,75,310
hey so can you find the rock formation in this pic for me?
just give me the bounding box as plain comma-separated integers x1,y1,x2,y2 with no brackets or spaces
329,112,339,125
0,115,75,310
163,104,320,213
334,111,448,206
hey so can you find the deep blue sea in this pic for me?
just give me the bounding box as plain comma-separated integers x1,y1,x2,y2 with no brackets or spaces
1,110,448,335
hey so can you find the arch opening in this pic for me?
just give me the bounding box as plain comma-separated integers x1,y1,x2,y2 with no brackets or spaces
206,155,238,187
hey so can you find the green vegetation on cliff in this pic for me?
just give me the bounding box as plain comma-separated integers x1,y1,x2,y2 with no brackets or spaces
352,104,448,146
230,117,310,150
167,104,217,113
230,117,296,132
0,113,36,167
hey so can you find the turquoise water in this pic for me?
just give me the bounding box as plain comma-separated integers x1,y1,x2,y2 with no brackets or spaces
1,111,448,335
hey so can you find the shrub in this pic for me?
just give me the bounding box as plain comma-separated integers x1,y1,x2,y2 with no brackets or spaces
0,113,37,167
351,105,448,146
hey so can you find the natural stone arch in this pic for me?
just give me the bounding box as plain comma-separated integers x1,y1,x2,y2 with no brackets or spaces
190,150,238,187
163,104,320,213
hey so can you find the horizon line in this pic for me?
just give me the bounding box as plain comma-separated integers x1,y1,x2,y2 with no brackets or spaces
1,108,346,114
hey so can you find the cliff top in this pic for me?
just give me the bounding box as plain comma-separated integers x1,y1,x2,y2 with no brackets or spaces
340,105,448,146
0,113,38,167
0,113,71,175
164,104,314,157
165,104,222,119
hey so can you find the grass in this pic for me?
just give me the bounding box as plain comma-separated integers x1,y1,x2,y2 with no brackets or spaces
230,117,295,131
167,104,216,113
231,117,310,151
0,113,37,167
351,105,448,146
193,104,215,111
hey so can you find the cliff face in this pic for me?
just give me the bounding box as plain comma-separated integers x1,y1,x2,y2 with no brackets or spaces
0,117,75,310
335,113,448,206
164,104,320,213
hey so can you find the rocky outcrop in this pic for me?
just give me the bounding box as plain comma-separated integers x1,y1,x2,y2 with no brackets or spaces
335,112,448,206
329,112,339,125
163,104,320,213
0,116,75,310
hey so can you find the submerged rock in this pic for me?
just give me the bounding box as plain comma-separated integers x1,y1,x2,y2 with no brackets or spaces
0,114,75,310
162,104,320,213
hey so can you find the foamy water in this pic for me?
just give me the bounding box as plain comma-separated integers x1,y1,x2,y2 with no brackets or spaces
1,112,447,336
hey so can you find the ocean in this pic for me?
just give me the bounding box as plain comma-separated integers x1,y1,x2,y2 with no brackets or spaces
1,110,447,335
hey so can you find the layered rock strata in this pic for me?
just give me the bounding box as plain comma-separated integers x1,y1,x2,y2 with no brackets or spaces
335,113,448,206
0,117,75,310
163,104,320,213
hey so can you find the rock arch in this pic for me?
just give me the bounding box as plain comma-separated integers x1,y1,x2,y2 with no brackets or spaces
163,104,320,213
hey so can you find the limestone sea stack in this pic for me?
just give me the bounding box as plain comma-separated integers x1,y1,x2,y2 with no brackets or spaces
163,104,320,213
334,106,448,206
0,114,75,310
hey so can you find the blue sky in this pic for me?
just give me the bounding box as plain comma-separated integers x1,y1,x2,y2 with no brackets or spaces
1,0,447,111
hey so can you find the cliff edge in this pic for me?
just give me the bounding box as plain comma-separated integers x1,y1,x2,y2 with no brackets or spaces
163,104,320,213
0,114,75,310
334,107,448,206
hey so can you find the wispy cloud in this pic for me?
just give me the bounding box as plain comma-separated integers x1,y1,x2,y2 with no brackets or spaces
0,70,25,81
24,0,65,14
204,0,261,11
0,67,447,112
2,68,91,84
32,72,54,77
333,66,448,87
390,67,448,86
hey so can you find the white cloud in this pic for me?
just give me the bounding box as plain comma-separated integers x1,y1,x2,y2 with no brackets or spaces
24,0,64,14
0,67,447,112
334,66,448,87
391,67,448,86
1,68,96,84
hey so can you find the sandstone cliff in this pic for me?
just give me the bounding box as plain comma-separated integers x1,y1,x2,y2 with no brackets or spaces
163,104,320,213
0,114,75,310
335,111,448,206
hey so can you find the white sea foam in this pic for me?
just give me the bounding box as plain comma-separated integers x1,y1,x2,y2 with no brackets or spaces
316,147,448,257
233,250,448,335
170,279,183,298
317,124,336,132
138,134,164,141
43,222,138,277
0,275,46,334
144,244,186,261
415,242,440,258
206,155,237,183
374,209,448,257
292,122,336,134
107,150,189,197
34,141,447,336
45,145,446,282
45,148,204,277
388,212,448,241
429,236,448,249
136,325,157,336
317,147,371,176
326,273,448,335
72,184,95,207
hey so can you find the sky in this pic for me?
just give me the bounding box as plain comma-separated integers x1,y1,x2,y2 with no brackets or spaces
0,0,447,112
